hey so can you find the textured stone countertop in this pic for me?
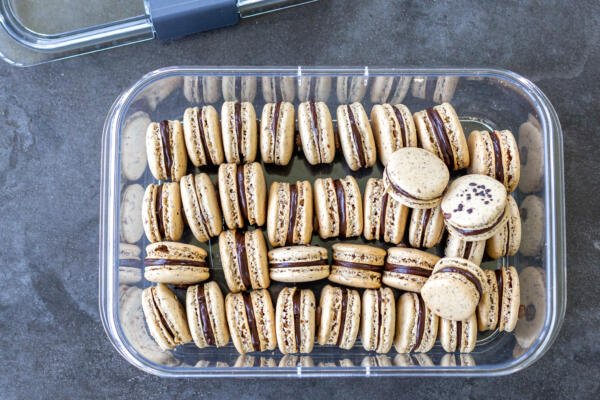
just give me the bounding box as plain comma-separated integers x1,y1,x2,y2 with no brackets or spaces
0,0,597,398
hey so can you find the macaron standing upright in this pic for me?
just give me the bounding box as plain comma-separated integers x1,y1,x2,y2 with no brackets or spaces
267,180,313,247
383,247,439,292
222,76,257,102
329,243,387,289
439,314,478,353
183,106,225,167
219,229,270,293
261,76,296,103
180,173,222,243
361,287,396,353
218,162,266,229
121,111,149,181
408,205,446,248
486,195,521,259
221,101,258,164
144,241,210,285
445,234,485,266
268,245,329,283
477,266,520,332
142,182,184,243
275,287,316,354
260,102,295,165
313,175,363,239
370,103,418,166
363,178,409,244
369,76,412,104
186,281,230,348
317,285,361,350
146,119,188,181
394,292,439,353
337,103,377,170
297,101,336,165
298,76,331,102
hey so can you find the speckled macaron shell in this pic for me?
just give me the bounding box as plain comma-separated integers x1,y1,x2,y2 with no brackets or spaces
298,76,331,102
519,195,544,257
218,162,266,229
476,269,499,331
317,285,361,350
260,102,295,165
486,195,521,259
183,106,225,167
421,257,489,321
383,247,439,293
361,287,396,353
183,76,221,104
370,103,418,166
267,180,313,247
514,266,546,349
275,287,316,354
222,76,257,102
144,241,209,284
221,101,258,164
186,281,230,348
408,205,445,248
298,101,336,165
268,245,329,283
518,120,544,193
219,229,270,293
120,183,145,244
261,76,296,103
394,292,439,353
383,147,450,209
313,175,363,239
336,103,377,170
414,102,469,171
441,174,509,241
146,119,187,181
498,266,520,332
121,111,149,181
336,76,367,103
141,283,192,351
445,234,485,266
439,313,478,353
180,173,223,243
363,178,409,244
329,243,386,289
369,76,411,104
225,289,277,354
142,182,184,243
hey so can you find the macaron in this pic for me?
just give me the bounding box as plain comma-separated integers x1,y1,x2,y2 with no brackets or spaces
313,175,363,239
383,247,439,292
514,266,546,349
141,283,192,350
218,162,266,229
275,287,316,354
221,101,258,164
519,194,544,257
317,285,361,350
180,173,223,243
267,180,313,247
298,76,331,102
370,103,418,166
439,314,478,353
119,243,142,285
268,245,329,283
369,76,411,104
329,243,386,289
120,183,145,244
411,76,459,103
394,292,439,353
219,229,269,292
260,102,295,165
183,106,225,167
361,287,396,353
144,241,209,285
477,266,520,332
336,103,377,170
261,76,296,103
408,205,445,248
121,111,149,181
486,195,521,259
383,147,450,209
363,178,409,244
225,289,277,354
146,119,187,181
186,281,230,348
142,182,184,243
298,101,336,165
421,257,488,321
183,75,220,104
518,120,544,193
441,174,509,241
336,76,367,103
222,76,257,102
445,234,485,266
414,102,469,171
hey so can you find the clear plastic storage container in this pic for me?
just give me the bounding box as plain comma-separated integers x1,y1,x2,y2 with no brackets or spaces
100,67,566,377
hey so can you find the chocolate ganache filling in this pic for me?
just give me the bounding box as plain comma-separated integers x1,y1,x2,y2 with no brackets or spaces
234,102,243,161
418,208,432,248
196,108,213,166
336,289,348,346
285,184,298,245
309,101,322,163
242,292,260,351
390,105,408,148
151,288,175,340
333,179,347,237
236,166,248,222
435,266,483,299
332,259,382,273
234,231,251,289
378,193,389,241
271,102,282,161
456,320,463,351
197,285,216,345
346,106,366,167
413,295,425,351
158,121,173,179
452,208,506,237
144,258,206,267
384,263,432,278
154,185,165,240
495,268,504,325
292,289,302,351
425,108,454,169
489,131,504,184
376,290,382,348
269,258,328,269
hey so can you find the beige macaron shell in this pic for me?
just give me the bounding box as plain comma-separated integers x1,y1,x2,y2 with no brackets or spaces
317,285,361,349
329,243,386,289
121,111,149,181
268,245,329,283
336,103,377,170
518,121,544,193
120,183,145,244
298,101,336,165
370,103,417,166
221,101,257,164
468,129,520,192
183,106,224,166
146,120,187,181
245,162,267,226
144,241,209,284
486,195,521,259
408,205,445,248
142,183,184,243
340,175,364,237
276,287,316,354
476,270,499,331
218,163,244,229
382,247,439,292
394,292,439,353
445,234,485,266
499,266,520,332
361,288,396,353
266,181,313,247
142,284,191,350
363,178,408,244
260,102,295,165
186,282,229,348
439,314,478,353
180,173,222,242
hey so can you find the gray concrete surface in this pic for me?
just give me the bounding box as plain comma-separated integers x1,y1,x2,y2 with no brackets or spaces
0,0,598,398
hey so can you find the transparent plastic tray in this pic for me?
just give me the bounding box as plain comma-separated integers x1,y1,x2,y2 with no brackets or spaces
100,67,566,377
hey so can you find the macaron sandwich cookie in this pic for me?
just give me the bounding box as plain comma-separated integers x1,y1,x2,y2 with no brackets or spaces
394,292,439,353
142,283,192,350
477,266,520,332
226,289,277,354
144,241,209,285
370,103,418,166
268,245,329,283
218,162,266,229
260,102,295,165
275,287,316,354
383,147,450,209
383,247,440,292
221,101,257,164
408,205,445,248
180,173,222,243
363,178,409,244
146,119,187,181
361,287,396,353
142,182,184,243
336,103,377,170
486,195,521,259
314,175,363,239
329,243,387,289
267,180,313,247
421,257,488,321
414,102,469,171
298,101,336,165
441,174,509,241
439,314,477,353
445,234,485,266
183,106,225,167
219,229,270,292
317,285,361,350
468,129,520,192
186,281,230,348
